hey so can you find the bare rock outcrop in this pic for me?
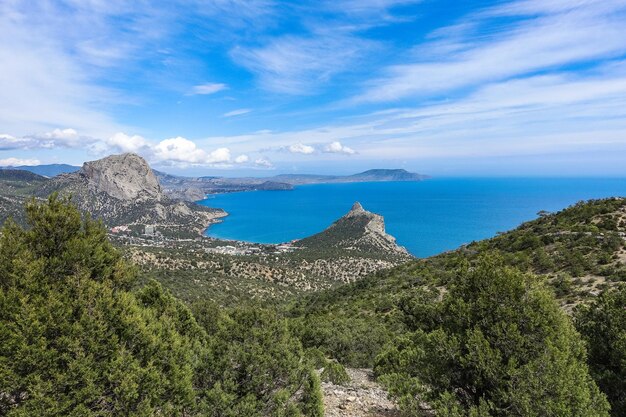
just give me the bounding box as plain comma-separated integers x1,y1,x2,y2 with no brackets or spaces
39,153,225,236
80,153,162,201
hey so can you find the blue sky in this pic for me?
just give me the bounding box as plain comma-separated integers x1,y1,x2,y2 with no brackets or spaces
1,0,626,176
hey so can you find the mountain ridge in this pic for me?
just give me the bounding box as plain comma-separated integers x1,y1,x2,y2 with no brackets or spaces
157,168,428,200
1,163,80,177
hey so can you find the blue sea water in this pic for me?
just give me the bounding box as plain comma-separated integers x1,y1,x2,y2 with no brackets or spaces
198,178,626,258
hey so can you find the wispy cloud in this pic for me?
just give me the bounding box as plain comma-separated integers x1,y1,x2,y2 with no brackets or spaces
231,34,374,94
355,0,626,102
223,108,252,117
2,0,626,174
196,59,626,164
189,83,228,95
1,129,93,150
0,157,41,167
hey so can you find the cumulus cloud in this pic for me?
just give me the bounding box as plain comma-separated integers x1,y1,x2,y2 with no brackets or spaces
0,157,41,166
324,141,356,154
288,143,315,154
189,83,228,95
43,128,81,145
1,127,257,168
153,136,231,165
0,134,32,150
223,108,252,117
254,157,273,168
234,154,250,163
206,147,232,164
106,132,150,153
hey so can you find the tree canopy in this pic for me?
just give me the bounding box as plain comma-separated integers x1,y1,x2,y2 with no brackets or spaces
575,285,626,416
0,195,323,416
375,256,610,416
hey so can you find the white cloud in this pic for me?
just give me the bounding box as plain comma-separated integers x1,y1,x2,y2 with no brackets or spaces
355,1,626,102
43,128,82,147
324,141,355,154
1,127,249,168
206,147,232,164
0,129,94,150
197,59,626,163
0,134,31,150
288,143,315,154
254,157,273,168
231,34,374,94
106,132,150,153
0,157,41,166
223,108,252,117
234,154,249,163
0,7,128,137
189,83,228,95
153,136,231,165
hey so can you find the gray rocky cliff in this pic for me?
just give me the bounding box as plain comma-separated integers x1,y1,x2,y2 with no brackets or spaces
80,153,162,201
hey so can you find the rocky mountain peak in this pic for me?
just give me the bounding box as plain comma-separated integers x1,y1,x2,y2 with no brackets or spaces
348,201,366,215
80,153,162,201
296,202,410,257
341,202,386,236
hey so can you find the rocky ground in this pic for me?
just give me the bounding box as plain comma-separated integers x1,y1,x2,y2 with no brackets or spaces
322,368,400,417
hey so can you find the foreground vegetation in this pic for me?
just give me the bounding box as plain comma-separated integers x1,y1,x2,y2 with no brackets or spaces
0,196,323,416
1,196,625,416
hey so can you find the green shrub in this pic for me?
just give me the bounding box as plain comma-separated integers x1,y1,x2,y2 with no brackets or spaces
375,256,609,417
575,285,626,416
321,361,351,385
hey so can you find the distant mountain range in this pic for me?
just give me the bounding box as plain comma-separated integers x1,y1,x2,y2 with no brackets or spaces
156,168,429,200
2,163,80,177
3,160,429,201
272,169,429,185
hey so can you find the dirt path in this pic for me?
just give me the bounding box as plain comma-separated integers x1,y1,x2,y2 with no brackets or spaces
322,368,400,417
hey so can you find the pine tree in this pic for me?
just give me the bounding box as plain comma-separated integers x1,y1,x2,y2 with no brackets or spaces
375,255,610,416
0,195,203,415
575,285,626,416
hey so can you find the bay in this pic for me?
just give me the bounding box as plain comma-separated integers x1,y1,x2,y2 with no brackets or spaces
198,178,626,258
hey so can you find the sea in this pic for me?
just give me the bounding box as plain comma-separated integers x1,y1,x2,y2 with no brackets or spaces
198,178,626,258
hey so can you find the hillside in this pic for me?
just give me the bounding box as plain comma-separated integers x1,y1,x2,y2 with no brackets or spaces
296,202,409,257
285,198,626,367
1,185,623,416
0,169,50,225
130,202,412,304
36,153,225,237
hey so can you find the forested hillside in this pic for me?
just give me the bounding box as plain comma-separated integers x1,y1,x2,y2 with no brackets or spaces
284,198,626,416
1,196,625,416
